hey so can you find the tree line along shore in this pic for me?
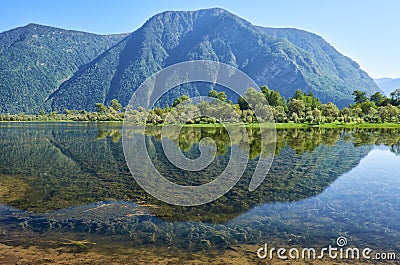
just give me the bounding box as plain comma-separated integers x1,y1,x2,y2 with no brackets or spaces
1,86,400,127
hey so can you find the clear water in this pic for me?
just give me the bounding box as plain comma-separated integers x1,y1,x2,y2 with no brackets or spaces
0,122,399,258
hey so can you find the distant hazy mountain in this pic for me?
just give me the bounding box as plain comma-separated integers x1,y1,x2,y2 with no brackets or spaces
0,8,381,113
0,24,126,113
374,77,400,96
374,78,394,85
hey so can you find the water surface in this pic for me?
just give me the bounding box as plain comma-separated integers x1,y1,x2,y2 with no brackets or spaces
0,123,399,262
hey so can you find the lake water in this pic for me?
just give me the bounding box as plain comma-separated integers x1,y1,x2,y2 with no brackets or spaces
0,122,399,263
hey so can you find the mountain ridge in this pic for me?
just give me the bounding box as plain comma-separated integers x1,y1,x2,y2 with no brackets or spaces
0,8,381,113
50,8,381,111
374,77,400,96
0,23,127,113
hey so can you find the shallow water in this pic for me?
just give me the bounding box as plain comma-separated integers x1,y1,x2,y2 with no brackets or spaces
0,122,399,263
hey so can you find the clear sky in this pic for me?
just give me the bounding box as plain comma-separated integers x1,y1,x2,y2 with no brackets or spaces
1,0,399,78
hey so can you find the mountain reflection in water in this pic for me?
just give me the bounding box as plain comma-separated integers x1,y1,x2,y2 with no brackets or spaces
0,123,399,252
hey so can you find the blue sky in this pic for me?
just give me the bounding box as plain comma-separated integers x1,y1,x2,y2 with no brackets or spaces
1,0,399,78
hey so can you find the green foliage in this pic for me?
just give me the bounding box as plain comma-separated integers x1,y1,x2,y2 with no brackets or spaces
293,89,305,100
0,99,124,121
95,103,107,114
390,89,400,106
370,92,389,107
303,92,322,110
272,106,288,123
4,87,400,125
378,104,400,123
357,101,377,115
123,87,399,126
238,96,249,111
288,99,305,118
321,102,339,119
110,99,122,112
352,90,368,104
260,86,286,107
172,95,190,107
208,89,227,102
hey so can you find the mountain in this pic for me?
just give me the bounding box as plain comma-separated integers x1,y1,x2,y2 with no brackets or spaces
48,8,380,111
374,77,400,96
256,27,381,105
0,23,126,113
0,9,381,113
374,77,394,85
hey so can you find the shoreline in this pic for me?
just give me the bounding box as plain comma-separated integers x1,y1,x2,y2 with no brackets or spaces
1,120,400,129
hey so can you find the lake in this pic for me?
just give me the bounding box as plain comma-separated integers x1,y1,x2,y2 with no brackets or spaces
0,122,399,264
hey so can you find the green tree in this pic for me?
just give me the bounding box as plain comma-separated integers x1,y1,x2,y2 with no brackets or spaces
341,107,352,116
352,107,363,119
269,90,285,107
358,101,376,115
313,108,323,124
242,87,268,110
217,91,227,102
238,96,249,110
340,107,352,122
242,109,254,123
110,99,122,112
260,85,271,97
208,89,227,102
378,106,389,123
303,91,322,110
172,95,190,107
287,99,305,118
364,107,379,123
208,89,219,99
370,92,389,107
386,104,400,122
293,89,305,100
352,90,368,104
321,102,339,121
261,86,286,107
95,103,107,114
390,89,400,106
289,88,321,110
273,106,287,123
